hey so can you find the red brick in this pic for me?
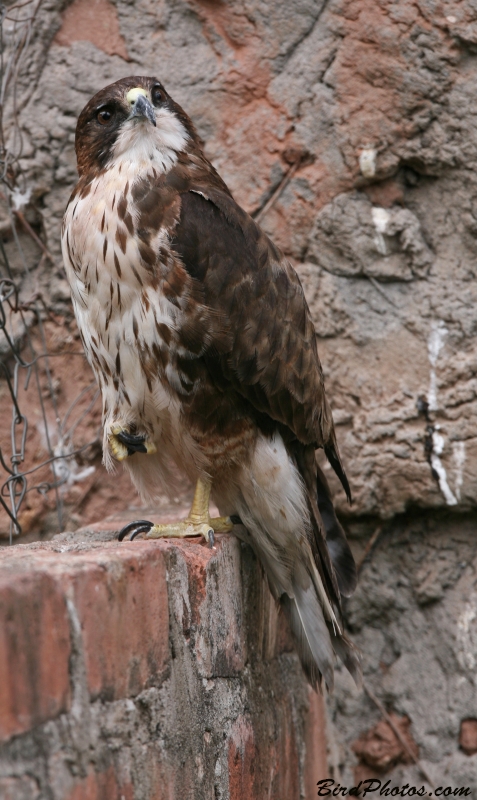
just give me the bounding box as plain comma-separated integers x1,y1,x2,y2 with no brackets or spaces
184,536,247,678
228,705,300,800
460,718,477,755
54,0,130,60
352,713,419,776
273,704,300,800
228,718,257,800
0,776,41,800
67,767,133,800
304,688,329,798
0,571,71,742
145,744,189,800
70,544,170,700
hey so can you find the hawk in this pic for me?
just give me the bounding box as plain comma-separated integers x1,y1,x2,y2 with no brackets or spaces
62,76,360,690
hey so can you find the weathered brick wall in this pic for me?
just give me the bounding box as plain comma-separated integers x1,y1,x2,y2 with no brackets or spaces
0,525,328,799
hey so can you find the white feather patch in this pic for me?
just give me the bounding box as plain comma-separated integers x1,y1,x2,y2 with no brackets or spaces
110,109,188,173
61,109,206,497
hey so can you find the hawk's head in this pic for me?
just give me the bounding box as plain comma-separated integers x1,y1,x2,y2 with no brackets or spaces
75,76,198,177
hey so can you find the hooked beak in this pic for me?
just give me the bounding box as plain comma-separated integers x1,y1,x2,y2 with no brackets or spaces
129,94,156,127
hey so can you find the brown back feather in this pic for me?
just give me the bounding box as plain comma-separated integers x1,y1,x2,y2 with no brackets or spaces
170,186,339,456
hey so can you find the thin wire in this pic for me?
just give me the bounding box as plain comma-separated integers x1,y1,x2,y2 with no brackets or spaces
0,0,101,542
1,441,99,484
62,384,99,440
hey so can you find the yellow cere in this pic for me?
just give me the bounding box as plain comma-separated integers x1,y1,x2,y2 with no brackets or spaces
126,87,148,105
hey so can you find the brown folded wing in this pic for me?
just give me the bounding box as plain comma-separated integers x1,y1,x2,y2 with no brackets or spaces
168,178,349,499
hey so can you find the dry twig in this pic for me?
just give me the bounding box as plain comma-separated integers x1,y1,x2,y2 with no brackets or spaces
357,524,384,575
0,189,56,264
363,682,436,790
14,208,55,264
368,276,398,308
253,158,302,225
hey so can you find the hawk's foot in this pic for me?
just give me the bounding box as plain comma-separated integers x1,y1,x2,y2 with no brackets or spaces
108,424,157,461
118,515,235,547
118,476,238,548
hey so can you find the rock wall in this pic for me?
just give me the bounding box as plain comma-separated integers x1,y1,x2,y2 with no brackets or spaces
6,0,477,518
1,0,477,790
331,511,477,788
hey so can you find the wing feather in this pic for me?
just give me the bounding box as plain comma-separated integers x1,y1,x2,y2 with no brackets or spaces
170,186,349,493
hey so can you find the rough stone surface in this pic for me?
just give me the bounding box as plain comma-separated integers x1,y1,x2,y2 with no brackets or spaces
0,528,327,799
327,512,477,789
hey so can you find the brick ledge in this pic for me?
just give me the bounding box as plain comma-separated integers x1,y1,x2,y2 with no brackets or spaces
0,520,328,798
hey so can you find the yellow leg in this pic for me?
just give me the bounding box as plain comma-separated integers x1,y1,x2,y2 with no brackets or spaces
188,474,212,524
118,477,234,546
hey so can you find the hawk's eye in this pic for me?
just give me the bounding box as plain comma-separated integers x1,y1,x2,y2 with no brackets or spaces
151,86,165,106
97,107,115,125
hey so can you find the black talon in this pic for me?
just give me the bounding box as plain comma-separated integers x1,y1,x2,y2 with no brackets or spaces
230,515,242,525
118,519,153,541
130,524,154,541
116,431,148,456
207,528,215,549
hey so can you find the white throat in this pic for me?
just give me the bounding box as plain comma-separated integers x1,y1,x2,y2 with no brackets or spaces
110,107,189,174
